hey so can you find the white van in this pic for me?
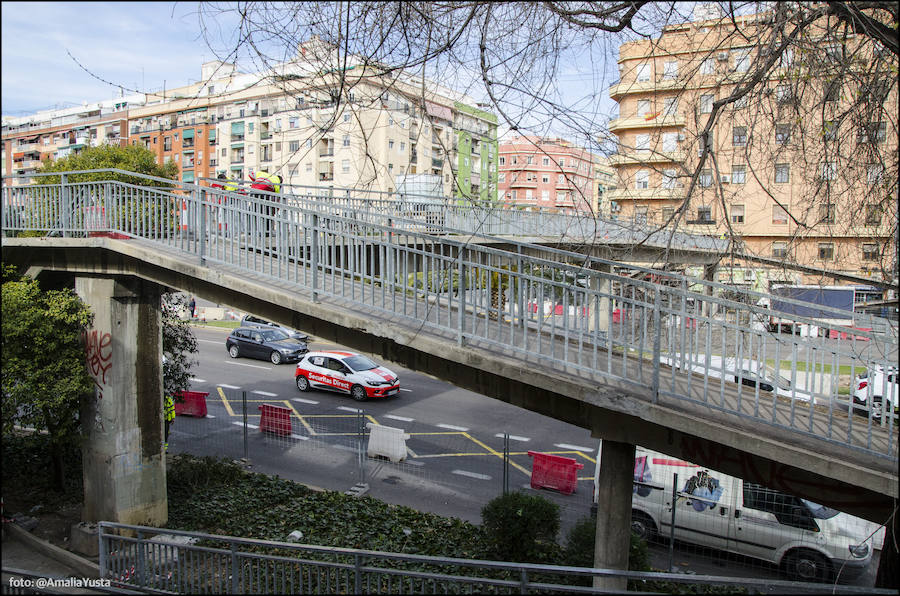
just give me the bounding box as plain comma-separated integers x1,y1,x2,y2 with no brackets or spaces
594,445,876,582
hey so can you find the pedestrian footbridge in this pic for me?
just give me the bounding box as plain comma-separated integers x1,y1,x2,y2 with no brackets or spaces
2,170,896,523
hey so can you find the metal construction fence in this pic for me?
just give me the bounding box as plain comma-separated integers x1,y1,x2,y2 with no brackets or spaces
95,522,892,595
168,388,889,587
2,170,898,469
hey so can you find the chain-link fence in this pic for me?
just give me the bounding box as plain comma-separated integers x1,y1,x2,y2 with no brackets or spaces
168,388,887,587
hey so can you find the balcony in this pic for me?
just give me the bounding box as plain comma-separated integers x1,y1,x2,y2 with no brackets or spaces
608,150,685,165
509,179,537,188
607,188,684,202
320,150,334,158
231,157,244,164
431,158,444,169
231,134,245,143
260,132,272,140
608,113,685,131
319,173,334,182
608,78,684,101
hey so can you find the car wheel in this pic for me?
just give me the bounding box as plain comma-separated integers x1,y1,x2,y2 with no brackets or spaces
296,375,310,392
870,397,884,421
630,512,657,542
350,385,367,402
228,345,240,359
782,549,831,583
270,351,283,365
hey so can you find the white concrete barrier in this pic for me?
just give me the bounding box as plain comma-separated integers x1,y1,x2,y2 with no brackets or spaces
366,423,409,463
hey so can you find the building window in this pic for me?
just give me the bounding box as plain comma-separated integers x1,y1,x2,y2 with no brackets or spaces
541,190,550,202
306,162,312,172
865,204,882,225
772,241,788,258
700,57,715,75
699,169,713,187
511,156,517,164
498,172,505,183
733,126,747,146
163,136,172,151
772,205,788,225
774,163,790,184
823,120,837,141
341,159,350,173
696,206,712,222
306,139,312,148
662,207,675,221
733,48,750,72
775,124,790,145
663,60,678,80
662,132,678,153
289,140,300,152
499,156,505,165
525,189,533,200
542,174,549,183
542,156,549,166
731,165,746,184
662,169,677,189
858,122,886,144
819,203,835,224
730,204,745,223
818,243,834,261
699,94,714,114
867,164,883,185
635,133,650,151
662,96,678,116
635,170,649,190
388,139,394,149
821,161,836,181
862,243,879,261
636,63,651,82
824,80,840,102
637,99,650,118
776,84,793,103
400,142,405,152
779,48,794,69
527,156,534,165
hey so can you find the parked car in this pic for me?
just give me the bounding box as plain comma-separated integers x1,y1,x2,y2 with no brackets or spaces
240,314,309,342
851,365,898,421
295,351,400,401
660,354,815,401
226,327,308,364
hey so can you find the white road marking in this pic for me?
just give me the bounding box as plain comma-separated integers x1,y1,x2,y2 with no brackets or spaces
219,384,241,390
191,378,207,383
398,388,412,392
404,460,424,466
494,433,530,442
554,443,594,452
337,406,364,413
452,470,491,481
252,390,278,397
226,361,272,370
205,415,216,419
290,434,309,441
292,398,319,405
198,339,222,344
437,423,469,432
385,414,415,422
233,421,258,429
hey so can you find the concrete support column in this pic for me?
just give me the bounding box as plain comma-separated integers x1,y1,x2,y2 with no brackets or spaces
76,276,167,526
589,263,612,339
703,263,717,318
593,439,636,591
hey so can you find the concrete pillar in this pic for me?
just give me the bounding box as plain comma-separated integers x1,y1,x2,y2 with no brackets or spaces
76,276,167,526
589,263,612,339
593,439,636,591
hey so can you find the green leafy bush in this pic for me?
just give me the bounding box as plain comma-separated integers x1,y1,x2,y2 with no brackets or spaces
480,491,562,563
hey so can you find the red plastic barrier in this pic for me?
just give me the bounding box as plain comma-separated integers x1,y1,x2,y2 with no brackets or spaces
174,390,209,417
258,403,292,436
612,309,621,324
527,451,584,495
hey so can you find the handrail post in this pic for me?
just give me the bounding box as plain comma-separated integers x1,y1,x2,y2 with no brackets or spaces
652,285,661,402
60,173,69,237
98,523,107,580
231,543,240,594
354,553,362,594
311,212,319,302
199,188,207,264
458,252,466,346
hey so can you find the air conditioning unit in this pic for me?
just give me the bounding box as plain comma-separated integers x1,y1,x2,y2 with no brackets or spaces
717,52,729,61
720,174,730,184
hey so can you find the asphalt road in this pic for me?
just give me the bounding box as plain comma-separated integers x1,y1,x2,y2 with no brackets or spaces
170,323,879,587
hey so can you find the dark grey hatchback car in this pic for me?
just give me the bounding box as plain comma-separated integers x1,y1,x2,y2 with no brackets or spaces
226,327,309,364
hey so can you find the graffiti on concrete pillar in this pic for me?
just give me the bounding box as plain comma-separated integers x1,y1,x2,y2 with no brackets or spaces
84,329,113,400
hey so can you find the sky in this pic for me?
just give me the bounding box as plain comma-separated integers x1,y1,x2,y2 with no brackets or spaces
1,2,221,117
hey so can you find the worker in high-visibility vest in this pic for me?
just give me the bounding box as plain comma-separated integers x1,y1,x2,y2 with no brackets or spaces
164,394,176,452
249,171,282,237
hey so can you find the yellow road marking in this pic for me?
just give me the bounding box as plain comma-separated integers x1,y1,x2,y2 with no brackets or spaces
217,387,236,416
283,400,316,435
463,432,531,476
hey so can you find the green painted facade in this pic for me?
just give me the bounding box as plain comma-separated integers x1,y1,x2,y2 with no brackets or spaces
453,102,498,204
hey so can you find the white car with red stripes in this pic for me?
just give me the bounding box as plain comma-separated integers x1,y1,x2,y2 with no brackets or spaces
294,351,400,401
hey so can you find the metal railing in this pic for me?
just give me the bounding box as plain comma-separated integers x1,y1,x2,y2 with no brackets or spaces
1,170,897,465
96,523,890,594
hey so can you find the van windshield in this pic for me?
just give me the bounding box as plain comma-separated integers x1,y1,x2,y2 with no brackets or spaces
801,499,840,519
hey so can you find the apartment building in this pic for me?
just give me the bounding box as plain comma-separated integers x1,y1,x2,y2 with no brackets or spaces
498,136,597,214
607,6,897,287
2,43,498,203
